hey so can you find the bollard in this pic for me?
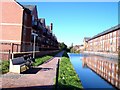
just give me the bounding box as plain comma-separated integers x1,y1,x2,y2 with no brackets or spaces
55,59,60,90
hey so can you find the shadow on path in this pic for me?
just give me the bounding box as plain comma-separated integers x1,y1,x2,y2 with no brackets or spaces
21,67,41,74
21,67,53,74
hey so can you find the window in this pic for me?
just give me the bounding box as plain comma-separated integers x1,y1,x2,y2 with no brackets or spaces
24,13,27,21
110,33,112,38
32,16,35,22
113,31,116,37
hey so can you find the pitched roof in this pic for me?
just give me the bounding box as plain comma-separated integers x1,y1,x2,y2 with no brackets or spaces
84,37,91,42
23,5,36,11
15,1,36,13
88,24,120,41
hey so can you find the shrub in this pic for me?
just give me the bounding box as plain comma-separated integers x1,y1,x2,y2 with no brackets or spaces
0,60,9,74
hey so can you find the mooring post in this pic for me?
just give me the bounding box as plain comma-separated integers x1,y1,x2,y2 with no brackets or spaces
55,59,60,90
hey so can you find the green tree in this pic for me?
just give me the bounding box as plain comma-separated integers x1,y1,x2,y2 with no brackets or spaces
59,42,67,50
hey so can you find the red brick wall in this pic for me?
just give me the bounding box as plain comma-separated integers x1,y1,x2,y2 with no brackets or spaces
87,29,119,53
0,1,24,53
1,25,22,42
32,6,38,19
23,12,32,27
22,12,32,44
21,6,38,52
0,53,11,61
21,10,36,52
1,1,23,43
1,1,23,24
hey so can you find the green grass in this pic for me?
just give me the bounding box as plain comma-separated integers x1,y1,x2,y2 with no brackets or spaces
32,51,61,66
32,55,53,66
58,52,83,89
0,60,9,74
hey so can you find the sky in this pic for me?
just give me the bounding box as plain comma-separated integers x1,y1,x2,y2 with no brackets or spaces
17,1,119,47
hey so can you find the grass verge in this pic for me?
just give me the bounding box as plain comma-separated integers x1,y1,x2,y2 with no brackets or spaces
32,51,61,66
58,51,83,89
32,55,53,66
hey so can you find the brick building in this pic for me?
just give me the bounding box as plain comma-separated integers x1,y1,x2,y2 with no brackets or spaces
84,24,120,53
0,0,59,60
83,37,91,51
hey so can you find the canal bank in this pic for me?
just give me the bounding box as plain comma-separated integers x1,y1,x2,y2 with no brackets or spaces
57,52,83,89
83,51,118,60
68,53,118,89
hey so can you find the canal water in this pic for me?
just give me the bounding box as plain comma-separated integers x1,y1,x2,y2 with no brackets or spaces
68,53,117,89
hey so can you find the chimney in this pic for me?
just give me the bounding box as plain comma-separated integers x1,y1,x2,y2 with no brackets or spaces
50,23,53,30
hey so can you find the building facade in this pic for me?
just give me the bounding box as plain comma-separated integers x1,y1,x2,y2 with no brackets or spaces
83,37,91,51
0,0,59,60
72,45,84,53
84,25,120,53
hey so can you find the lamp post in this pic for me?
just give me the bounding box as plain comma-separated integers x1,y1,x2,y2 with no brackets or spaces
32,33,38,59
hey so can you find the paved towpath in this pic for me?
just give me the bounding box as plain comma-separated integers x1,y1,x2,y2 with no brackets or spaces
0,51,64,90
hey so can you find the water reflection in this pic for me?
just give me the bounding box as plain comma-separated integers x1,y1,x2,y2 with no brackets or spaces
69,53,116,89
82,55,120,89
118,49,120,89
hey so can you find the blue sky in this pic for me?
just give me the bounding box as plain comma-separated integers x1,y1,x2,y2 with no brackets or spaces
18,1,118,47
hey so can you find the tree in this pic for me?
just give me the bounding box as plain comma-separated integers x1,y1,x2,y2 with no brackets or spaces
59,42,67,50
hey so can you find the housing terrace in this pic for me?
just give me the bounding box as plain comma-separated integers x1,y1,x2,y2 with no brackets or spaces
0,0,59,60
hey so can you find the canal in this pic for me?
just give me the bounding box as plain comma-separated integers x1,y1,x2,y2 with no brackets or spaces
68,53,119,89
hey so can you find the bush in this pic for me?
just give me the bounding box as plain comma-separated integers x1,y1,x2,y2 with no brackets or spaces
0,60,9,74
62,51,69,57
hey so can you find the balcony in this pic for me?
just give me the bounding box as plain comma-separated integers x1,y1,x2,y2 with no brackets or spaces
43,29,47,36
47,32,52,39
38,23,43,30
